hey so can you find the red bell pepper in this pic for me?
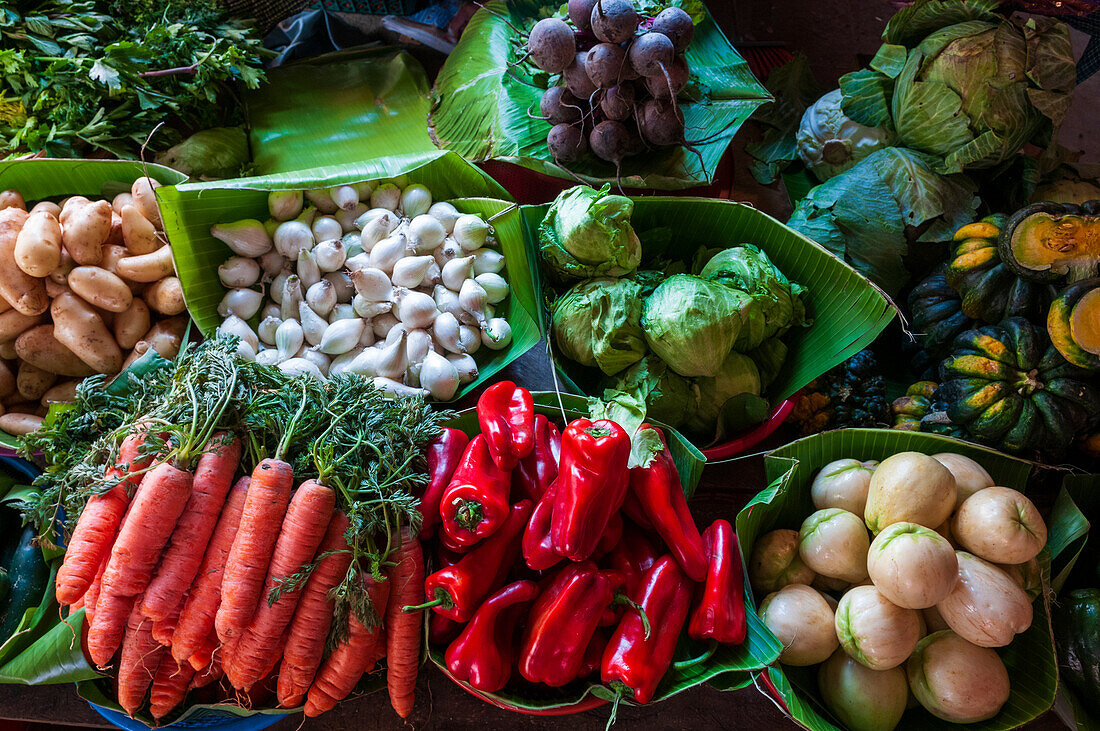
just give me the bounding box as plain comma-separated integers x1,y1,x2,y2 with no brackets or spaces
604,524,660,601
522,481,562,571
519,561,624,687
577,627,608,678
428,549,463,646
477,381,536,471
594,511,623,559
412,500,532,622
601,555,694,704
419,428,470,539
550,419,630,561
444,580,539,693
688,519,746,645
628,426,707,582
621,491,654,531
439,435,512,547
512,415,560,502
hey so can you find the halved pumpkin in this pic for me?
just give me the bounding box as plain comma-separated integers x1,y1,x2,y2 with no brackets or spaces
1001,201,1100,282
1049,278,1100,370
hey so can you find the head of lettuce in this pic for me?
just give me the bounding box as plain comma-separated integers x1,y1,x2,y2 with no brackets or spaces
539,185,642,281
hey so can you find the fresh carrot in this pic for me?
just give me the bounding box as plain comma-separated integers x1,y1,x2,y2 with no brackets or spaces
223,480,336,691
90,462,193,664
151,595,183,647
170,476,249,665
303,575,390,718
385,527,424,719
55,431,150,605
149,656,195,720
142,434,241,622
117,601,167,716
82,555,107,626
188,633,217,672
189,654,223,690
276,513,352,708
215,459,294,644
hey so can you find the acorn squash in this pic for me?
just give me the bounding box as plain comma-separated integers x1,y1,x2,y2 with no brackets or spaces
938,317,1098,455
891,381,938,431
1000,201,1100,283
1048,278,1100,370
908,267,973,357
945,216,1053,324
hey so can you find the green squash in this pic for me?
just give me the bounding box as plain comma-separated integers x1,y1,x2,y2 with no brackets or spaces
938,317,1098,455
0,524,49,643
1048,278,1100,370
1055,588,1100,715
891,381,938,431
945,216,1053,323
908,267,973,357
1000,201,1100,283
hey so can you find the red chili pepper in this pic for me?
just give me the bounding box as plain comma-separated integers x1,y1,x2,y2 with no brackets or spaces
438,529,471,555
628,426,707,582
594,510,623,559
603,524,660,601
512,415,561,502
477,381,536,471
444,580,539,693
577,627,608,678
550,419,630,561
439,435,512,547
601,555,694,704
522,481,563,571
688,519,746,645
412,500,532,622
419,428,470,540
519,561,624,687
428,549,463,646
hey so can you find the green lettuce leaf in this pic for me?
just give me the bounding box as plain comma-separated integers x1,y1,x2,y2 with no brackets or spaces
551,277,647,376
538,185,642,281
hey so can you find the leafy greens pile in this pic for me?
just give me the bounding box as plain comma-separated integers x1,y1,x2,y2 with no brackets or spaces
0,0,269,158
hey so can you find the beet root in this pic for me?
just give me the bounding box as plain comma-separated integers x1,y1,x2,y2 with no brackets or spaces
548,124,588,163
637,97,684,147
562,51,598,98
589,119,632,164
644,55,689,99
651,7,694,53
568,0,599,30
628,31,674,78
528,18,576,74
541,86,584,125
585,42,628,89
600,83,635,121
590,0,639,45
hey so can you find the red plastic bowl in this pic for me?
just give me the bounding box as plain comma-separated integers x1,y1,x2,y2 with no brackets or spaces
701,395,797,461
436,661,608,716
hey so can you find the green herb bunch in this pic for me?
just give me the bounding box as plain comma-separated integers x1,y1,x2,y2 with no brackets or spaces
0,0,270,158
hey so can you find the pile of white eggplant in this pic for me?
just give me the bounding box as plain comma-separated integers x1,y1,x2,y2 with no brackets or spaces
211,182,511,400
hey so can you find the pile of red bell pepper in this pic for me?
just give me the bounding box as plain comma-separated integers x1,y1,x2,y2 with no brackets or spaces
409,382,747,706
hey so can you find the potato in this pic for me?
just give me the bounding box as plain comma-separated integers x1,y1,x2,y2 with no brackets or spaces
113,299,151,350
120,204,160,255
15,324,96,377
67,266,133,313
749,529,817,594
0,208,49,316
0,412,43,435
818,649,908,731
41,380,78,405
953,486,1046,564
0,309,45,341
811,459,877,516
17,360,56,401
14,209,62,278
835,585,921,670
50,292,123,374
799,509,870,583
30,201,61,217
864,452,956,534
43,279,70,299
0,342,16,360
62,198,112,265
111,192,134,215
131,177,162,229
0,359,14,399
0,190,26,211
58,196,90,224
933,453,994,509
106,210,124,247
0,298,10,314
907,630,1009,723
936,551,1032,647
143,276,185,315
49,249,76,286
121,316,188,369
117,244,174,283
760,584,838,666
867,522,958,609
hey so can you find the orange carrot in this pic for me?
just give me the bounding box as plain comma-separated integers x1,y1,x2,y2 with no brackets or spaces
385,527,424,719
117,601,167,716
89,462,192,664
215,459,294,644
223,480,335,691
189,654,223,690
303,575,390,717
149,656,195,720
171,477,249,665
55,431,150,605
276,513,352,708
189,634,217,672
142,434,241,622
151,595,183,647
82,555,107,626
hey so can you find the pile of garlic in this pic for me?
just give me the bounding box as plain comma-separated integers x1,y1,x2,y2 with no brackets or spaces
210,181,511,401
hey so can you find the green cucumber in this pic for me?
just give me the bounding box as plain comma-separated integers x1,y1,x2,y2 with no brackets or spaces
0,525,49,643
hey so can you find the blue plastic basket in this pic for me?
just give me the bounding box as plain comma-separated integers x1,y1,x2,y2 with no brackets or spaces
88,703,287,730
0,455,38,484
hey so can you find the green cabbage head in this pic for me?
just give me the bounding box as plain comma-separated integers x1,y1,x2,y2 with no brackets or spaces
551,277,647,376
607,355,698,429
539,185,642,281
684,351,763,439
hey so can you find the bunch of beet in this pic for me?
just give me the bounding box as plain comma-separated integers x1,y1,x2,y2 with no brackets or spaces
526,0,696,177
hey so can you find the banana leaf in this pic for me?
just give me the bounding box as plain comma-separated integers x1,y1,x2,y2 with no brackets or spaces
426,392,782,711
157,156,540,401
520,197,897,449
429,0,771,189
0,159,187,451
737,428,1056,731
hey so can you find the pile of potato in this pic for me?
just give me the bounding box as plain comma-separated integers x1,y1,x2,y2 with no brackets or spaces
749,451,1047,729
0,178,188,436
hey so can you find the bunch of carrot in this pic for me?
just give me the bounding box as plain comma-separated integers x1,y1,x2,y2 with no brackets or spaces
39,337,444,724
